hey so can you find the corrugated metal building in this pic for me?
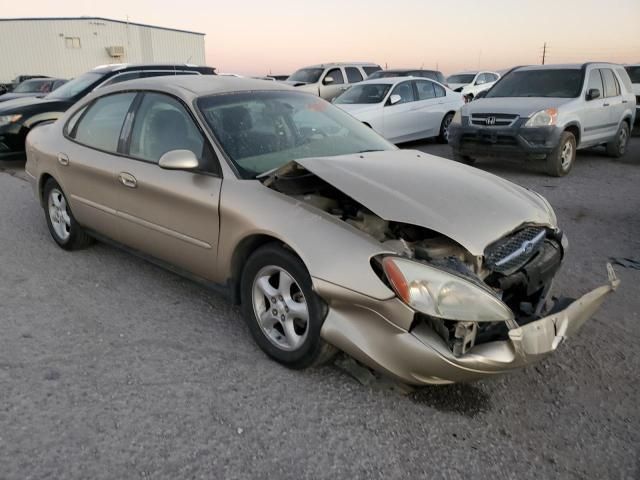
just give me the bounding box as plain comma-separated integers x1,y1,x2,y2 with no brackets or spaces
0,17,206,83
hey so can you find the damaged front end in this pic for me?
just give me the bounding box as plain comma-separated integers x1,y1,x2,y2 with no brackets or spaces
263,160,619,383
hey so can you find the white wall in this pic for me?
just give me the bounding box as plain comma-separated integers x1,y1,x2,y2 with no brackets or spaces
0,18,206,83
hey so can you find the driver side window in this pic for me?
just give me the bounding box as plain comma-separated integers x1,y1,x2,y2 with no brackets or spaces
324,68,344,85
389,81,416,104
128,93,216,172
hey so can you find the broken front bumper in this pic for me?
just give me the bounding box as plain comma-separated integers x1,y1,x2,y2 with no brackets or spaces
317,265,619,385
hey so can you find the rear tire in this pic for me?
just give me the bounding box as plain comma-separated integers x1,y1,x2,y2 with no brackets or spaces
437,112,454,144
240,243,335,369
605,121,630,158
43,178,94,250
546,131,576,177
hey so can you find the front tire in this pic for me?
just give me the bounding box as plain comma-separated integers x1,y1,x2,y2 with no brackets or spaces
43,179,93,250
240,243,335,369
546,131,576,177
606,121,630,158
438,112,454,144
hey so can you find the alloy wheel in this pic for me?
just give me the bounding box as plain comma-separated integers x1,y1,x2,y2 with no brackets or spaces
251,265,309,351
619,127,628,154
48,188,71,241
560,140,573,170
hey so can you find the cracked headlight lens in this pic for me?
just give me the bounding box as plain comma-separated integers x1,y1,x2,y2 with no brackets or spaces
382,256,514,322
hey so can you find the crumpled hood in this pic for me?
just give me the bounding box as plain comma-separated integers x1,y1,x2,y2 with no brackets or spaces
463,97,573,117
289,150,556,256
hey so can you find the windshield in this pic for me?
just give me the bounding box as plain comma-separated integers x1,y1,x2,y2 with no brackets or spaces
368,71,410,79
447,74,475,84
625,66,640,83
197,91,395,178
287,68,323,83
46,72,103,100
13,79,51,93
334,83,391,104
486,69,583,98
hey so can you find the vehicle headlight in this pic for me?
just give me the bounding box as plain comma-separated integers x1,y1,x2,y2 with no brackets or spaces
533,191,558,227
524,108,557,127
450,110,462,125
381,256,514,322
0,114,22,127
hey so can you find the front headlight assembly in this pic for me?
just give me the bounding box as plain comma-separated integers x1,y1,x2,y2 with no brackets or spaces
0,114,22,127
523,108,557,128
381,256,514,323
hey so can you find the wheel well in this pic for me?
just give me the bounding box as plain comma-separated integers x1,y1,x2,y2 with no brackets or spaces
229,234,302,304
38,173,54,206
564,125,580,147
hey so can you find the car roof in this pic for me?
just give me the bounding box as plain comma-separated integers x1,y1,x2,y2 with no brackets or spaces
381,69,440,73
90,63,214,74
356,76,444,86
515,62,622,72
302,62,379,68
94,75,295,101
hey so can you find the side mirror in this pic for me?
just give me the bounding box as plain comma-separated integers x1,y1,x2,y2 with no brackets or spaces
586,88,601,101
158,149,199,170
388,94,402,105
323,76,334,85
475,90,488,99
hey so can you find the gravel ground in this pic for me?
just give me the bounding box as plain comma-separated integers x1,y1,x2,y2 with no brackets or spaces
1,134,639,479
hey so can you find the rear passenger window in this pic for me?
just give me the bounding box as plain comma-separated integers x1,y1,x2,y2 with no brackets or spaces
363,66,382,77
72,93,136,152
415,80,436,100
345,67,363,83
601,69,620,97
434,83,446,97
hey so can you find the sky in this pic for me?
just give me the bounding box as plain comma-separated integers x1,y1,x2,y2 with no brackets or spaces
3,0,640,76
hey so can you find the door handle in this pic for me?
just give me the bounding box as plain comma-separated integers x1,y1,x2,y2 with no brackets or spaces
57,153,69,166
622,100,628,104
118,172,137,188
603,103,610,107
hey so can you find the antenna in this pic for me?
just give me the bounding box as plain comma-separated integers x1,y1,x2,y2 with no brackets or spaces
541,42,547,65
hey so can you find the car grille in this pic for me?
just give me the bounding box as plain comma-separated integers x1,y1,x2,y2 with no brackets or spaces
484,227,547,274
461,133,518,146
470,113,518,127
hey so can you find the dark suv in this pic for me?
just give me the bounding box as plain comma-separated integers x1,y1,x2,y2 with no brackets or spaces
0,64,215,161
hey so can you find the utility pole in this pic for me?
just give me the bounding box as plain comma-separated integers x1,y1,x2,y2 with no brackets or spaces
541,42,547,65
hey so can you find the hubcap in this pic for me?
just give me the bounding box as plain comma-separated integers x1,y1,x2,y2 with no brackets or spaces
443,115,452,142
48,188,71,241
560,141,573,169
251,266,309,351
619,128,627,154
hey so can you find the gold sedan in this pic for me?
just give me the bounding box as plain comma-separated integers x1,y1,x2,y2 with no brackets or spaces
25,76,619,385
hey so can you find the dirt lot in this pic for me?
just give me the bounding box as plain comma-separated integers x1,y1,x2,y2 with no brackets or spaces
1,134,639,479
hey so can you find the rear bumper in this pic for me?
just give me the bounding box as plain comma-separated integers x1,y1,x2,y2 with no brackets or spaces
448,120,563,158
317,265,619,385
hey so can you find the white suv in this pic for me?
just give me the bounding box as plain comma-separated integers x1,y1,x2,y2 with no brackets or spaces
286,62,381,100
447,71,500,100
448,63,636,176
624,64,640,121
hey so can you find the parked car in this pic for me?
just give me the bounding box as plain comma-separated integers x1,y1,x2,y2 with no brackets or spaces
448,63,636,176
367,69,448,86
25,76,618,385
286,62,381,100
1,75,50,95
0,63,215,161
0,78,67,103
334,77,464,143
624,64,640,121
447,71,500,100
